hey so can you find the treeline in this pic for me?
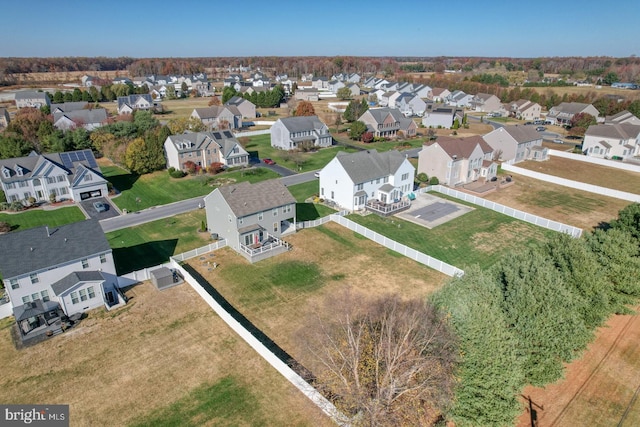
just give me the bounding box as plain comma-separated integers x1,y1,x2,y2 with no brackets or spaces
431,204,640,426
220,85,284,108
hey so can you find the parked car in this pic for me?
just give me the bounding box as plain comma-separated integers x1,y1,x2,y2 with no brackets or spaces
553,138,564,144
524,122,533,125
93,201,108,212
262,158,275,165
534,120,544,125
536,126,546,131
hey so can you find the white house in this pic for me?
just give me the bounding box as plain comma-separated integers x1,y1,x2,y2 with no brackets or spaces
583,123,640,160
319,149,415,212
14,91,51,109
164,131,249,172
270,116,332,150
0,220,124,341
422,106,463,129
545,102,600,125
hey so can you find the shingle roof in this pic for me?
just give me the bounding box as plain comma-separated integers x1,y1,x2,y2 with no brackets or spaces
53,109,108,126
428,135,491,159
51,271,105,296
0,220,110,279
586,123,640,139
217,180,296,218
0,150,102,184
362,107,404,124
335,149,408,184
14,91,49,100
499,125,541,143
277,116,326,133
549,102,593,115
51,102,88,112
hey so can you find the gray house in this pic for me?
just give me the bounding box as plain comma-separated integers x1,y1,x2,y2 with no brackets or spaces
15,91,51,109
163,130,249,172
224,96,256,119
483,125,548,163
53,109,108,131
0,107,10,129
191,106,242,130
270,116,332,150
204,180,296,263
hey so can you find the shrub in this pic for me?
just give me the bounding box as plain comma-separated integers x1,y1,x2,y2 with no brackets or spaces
183,161,197,175
362,132,374,143
169,168,186,178
429,176,439,185
0,221,10,233
416,172,429,183
207,162,225,175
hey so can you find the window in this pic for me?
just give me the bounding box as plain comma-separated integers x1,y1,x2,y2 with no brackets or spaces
100,254,107,264
57,175,66,182
71,292,79,304
282,205,291,214
258,212,264,221
383,176,389,183
401,173,409,181
6,182,15,189
87,286,95,299
22,296,30,304
82,259,89,269
356,183,363,191
79,289,88,302
273,222,278,232
272,208,278,217
31,293,40,302
19,181,28,188
59,187,68,195
84,174,93,182
30,273,39,284
238,217,244,225
228,215,232,223
47,176,56,184
41,290,50,302
376,178,380,184
10,279,19,289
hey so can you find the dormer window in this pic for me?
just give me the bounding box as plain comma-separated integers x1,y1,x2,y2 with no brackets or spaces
2,167,10,179
14,166,23,176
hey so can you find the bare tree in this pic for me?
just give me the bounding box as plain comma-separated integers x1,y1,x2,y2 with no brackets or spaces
299,291,458,427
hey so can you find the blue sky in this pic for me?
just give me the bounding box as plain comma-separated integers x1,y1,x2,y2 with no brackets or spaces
3,0,638,58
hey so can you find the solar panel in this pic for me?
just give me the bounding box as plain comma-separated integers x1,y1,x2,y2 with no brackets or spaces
58,150,97,169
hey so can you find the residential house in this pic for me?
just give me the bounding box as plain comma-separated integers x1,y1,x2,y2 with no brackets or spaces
418,136,497,186
395,93,427,117
204,180,296,263
470,93,503,113
421,105,463,129
311,77,329,90
112,77,132,86
545,102,600,125
583,123,640,160
117,94,154,115
53,109,108,131
411,84,432,99
332,73,361,83
431,88,451,102
447,90,473,108
294,87,320,101
328,80,346,94
50,102,88,113
0,220,124,341
605,110,640,126
191,105,242,130
483,125,548,163
319,149,415,213
164,131,250,172
358,108,417,139
0,107,10,129
270,116,332,150
386,92,403,108
0,149,108,204
81,75,96,87
346,83,361,97
15,91,50,109
224,96,256,119
509,99,541,121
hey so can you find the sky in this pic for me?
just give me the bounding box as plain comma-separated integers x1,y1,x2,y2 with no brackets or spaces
2,0,639,58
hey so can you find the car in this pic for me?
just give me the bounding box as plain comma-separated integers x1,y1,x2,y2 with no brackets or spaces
536,126,546,131
553,138,564,144
314,171,320,178
524,122,533,125
262,158,275,165
93,201,108,213
533,120,544,125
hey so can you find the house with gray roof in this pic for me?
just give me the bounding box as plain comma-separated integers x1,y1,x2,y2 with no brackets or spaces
0,149,108,205
545,102,600,125
294,87,320,101
422,105,464,129
583,123,640,160
604,110,640,126
53,108,108,131
482,125,548,164
204,180,296,263
191,105,242,130
447,90,473,108
224,96,256,119
14,91,50,109
358,107,417,139
270,116,332,150
51,101,88,113
164,131,249,172
318,149,415,213
117,94,154,115
311,76,329,89
0,220,124,341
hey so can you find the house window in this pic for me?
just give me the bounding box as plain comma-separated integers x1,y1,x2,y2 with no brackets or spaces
258,212,264,221
19,181,28,188
30,273,39,284
10,279,19,289
71,292,79,304
84,174,93,182
273,222,278,232
356,183,363,191
228,215,232,223
47,176,56,184
87,286,95,299
31,293,40,301
82,259,89,269
6,182,15,189
383,176,389,183
321,188,324,196
401,173,409,181
238,217,244,225
22,296,30,304
57,175,66,182
282,205,291,214
376,178,380,184
60,187,68,195
41,290,50,302
272,208,278,217
100,254,107,264
79,289,88,302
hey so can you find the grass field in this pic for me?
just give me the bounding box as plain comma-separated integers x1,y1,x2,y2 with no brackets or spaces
0,281,331,427
518,156,640,195
106,211,209,274
100,160,279,212
287,180,336,221
345,197,555,269
0,205,85,231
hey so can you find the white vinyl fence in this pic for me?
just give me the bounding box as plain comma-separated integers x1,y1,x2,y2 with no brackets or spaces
549,149,640,173
234,129,271,137
419,185,583,237
501,163,640,203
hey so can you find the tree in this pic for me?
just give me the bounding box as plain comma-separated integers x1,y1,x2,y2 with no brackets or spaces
181,81,188,96
208,96,221,106
294,100,315,117
431,266,524,427
222,86,237,104
343,98,368,122
349,120,367,140
337,86,352,101
602,71,620,85
610,203,640,241
568,112,597,137
300,292,458,427
167,116,206,134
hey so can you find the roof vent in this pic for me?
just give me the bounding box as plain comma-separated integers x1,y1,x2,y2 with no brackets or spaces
30,247,34,252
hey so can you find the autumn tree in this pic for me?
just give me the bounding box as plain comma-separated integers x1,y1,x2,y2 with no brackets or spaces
337,86,352,100
294,100,315,116
568,112,597,136
300,291,458,427
208,95,221,106
167,116,206,134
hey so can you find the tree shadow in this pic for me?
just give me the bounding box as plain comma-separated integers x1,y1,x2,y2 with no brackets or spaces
594,221,612,231
296,203,322,221
106,172,140,193
112,239,178,275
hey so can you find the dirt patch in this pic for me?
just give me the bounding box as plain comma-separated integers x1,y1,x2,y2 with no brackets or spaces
517,306,640,427
471,221,541,254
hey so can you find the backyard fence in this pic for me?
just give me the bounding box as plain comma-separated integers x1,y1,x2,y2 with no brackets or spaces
501,163,640,203
330,214,465,277
296,210,347,230
549,149,640,173
418,185,584,237
234,129,271,137
171,239,228,262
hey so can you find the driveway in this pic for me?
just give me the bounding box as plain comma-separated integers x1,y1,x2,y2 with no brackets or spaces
81,197,119,220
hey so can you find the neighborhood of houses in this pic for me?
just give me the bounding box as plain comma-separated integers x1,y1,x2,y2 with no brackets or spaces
1,67,640,347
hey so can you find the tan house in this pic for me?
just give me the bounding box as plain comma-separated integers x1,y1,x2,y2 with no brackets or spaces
163,130,249,172
483,125,548,164
418,136,497,186
546,102,600,125
191,106,242,130
224,96,256,119
509,99,541,121
470,93,503,113
358,107,416,139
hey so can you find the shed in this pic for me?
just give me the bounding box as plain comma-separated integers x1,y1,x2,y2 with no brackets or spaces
150,267,183,290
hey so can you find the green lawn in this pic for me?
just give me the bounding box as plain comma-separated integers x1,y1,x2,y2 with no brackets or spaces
0,206,85,232
287,181,337,221
332,133,425,152
106,211,209,274
347,198,556,269
102,164,279,212
245,134,358,172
